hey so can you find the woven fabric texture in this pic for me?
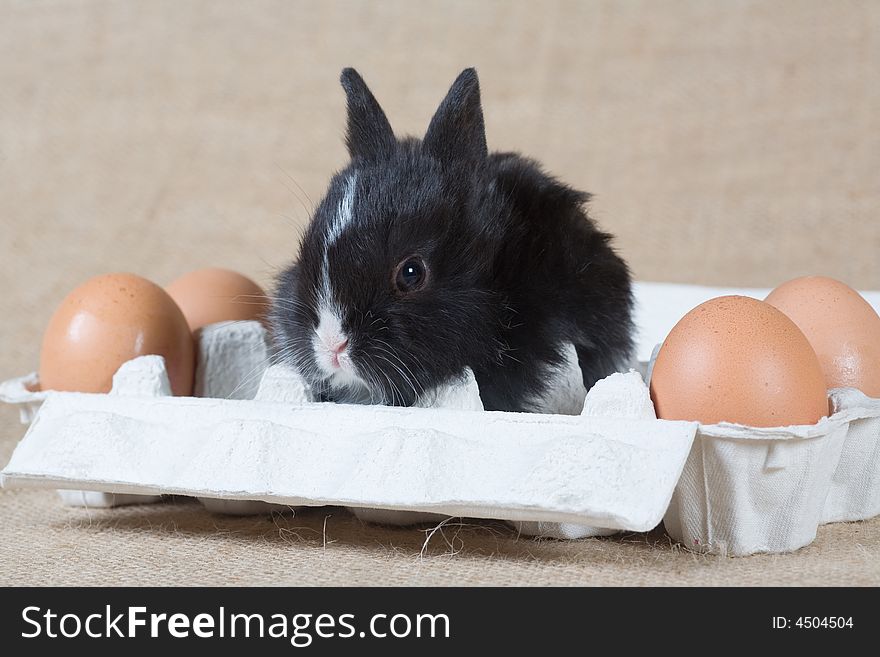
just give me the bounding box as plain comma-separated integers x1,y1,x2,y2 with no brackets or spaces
1,0,878,586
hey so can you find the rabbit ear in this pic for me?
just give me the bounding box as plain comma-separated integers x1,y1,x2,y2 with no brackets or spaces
423,68,488,163
340,68,395,160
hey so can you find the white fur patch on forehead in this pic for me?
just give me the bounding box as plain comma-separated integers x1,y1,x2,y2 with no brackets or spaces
326,172,358,246
320,172,358,306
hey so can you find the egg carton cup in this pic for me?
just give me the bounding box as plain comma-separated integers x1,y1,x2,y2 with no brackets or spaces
0,373,46,424
823,388,880,523
656,378,880,556
662,415,849,556
0,321,698,536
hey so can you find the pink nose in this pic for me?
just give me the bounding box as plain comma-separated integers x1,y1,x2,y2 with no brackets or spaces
329,338,348,354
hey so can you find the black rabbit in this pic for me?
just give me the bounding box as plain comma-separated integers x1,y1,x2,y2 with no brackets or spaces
271,68,634,412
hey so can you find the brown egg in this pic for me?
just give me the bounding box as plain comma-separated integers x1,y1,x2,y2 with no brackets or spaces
765,276,880,397
165,268,268,332
650,296,828,427
39,273,194,395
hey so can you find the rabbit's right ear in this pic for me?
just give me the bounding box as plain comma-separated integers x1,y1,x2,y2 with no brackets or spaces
340,68,395,161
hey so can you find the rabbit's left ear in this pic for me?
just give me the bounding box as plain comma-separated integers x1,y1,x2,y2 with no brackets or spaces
423,68,488,163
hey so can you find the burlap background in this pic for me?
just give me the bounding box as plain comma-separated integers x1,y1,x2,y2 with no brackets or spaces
1,0,878,585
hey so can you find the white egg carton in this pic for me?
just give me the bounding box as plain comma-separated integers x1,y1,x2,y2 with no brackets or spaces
0,320,698,536
2,280,879,556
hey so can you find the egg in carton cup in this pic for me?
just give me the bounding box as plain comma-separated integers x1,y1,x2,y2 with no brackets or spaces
647,287,880,556
0,319,272,509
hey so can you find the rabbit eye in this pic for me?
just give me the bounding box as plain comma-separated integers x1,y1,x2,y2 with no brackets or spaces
394,256,428,293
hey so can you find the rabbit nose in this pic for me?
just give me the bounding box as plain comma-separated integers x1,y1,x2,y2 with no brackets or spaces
330,338,348,354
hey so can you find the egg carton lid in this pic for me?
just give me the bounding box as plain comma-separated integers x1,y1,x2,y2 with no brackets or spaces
0,358,698,531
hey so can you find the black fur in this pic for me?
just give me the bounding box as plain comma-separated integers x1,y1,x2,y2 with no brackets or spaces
271,68,634,411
